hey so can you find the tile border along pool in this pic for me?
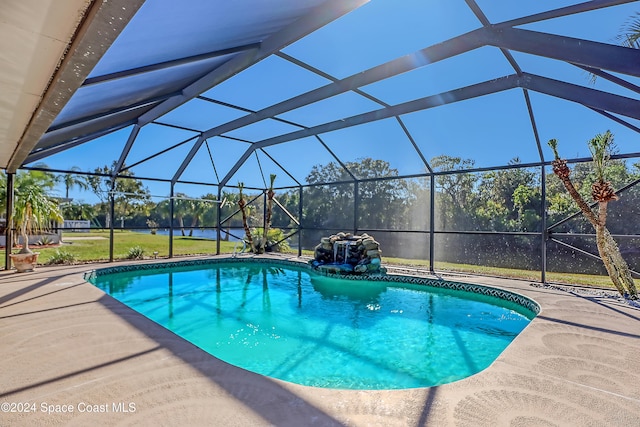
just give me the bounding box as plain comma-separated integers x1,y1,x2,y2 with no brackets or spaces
1,254,639,426
84,256,540,316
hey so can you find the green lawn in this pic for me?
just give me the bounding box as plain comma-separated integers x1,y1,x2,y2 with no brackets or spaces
33,230,238,263
383,256,615,288
28,230,617,290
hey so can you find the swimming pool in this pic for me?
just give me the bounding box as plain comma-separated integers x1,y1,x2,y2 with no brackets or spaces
86,258,538,390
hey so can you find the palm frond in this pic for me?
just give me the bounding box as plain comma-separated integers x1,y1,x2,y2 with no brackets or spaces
590,12,640,84
587,131,614,182
617,12,640,49
547,139,560,159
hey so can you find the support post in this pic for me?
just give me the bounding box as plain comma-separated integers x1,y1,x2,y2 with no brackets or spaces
169,184,174,258
263,189,267,243
353,181,359,235
540,165,547,283
109,191,115,262
298,186,303,257
4,173,14,270
429,175,435,273
216,187,222,255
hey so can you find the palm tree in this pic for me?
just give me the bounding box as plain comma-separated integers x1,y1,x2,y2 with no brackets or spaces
0,170,7,214
237,183,254,250
617,12,640,48
187,198,209,236
589,12,640,83
155,199,171,229
1,169,63,255
14,184,63,253
58,166,88,199
61,202,95,221
173,193,191,236
258,174,276,254
549,134,637,299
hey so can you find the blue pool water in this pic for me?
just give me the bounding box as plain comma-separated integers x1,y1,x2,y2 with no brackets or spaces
89,261,536,390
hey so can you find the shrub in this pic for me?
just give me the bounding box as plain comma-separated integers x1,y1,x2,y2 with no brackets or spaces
251,227,291,253
36,235,54,246
47,249,76,265
126,245,145,260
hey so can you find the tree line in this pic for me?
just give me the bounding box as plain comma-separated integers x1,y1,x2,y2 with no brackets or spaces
2,154,638,274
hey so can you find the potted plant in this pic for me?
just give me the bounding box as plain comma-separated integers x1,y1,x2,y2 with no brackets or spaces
10,184,63,272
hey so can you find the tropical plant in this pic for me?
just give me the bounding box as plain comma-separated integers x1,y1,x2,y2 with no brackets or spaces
172,193,191,236
87,162,150,228
61,202,96,222
215,191,239,240
47,249,76,265
589,12,640,83
36,235,54,246
199,192,221,228
187,197,211,236
10,170,64,254
251,227,290,253
57,166,89,199
126,245,144,260
256,174,277,254
237,182,254,250
548,133,637,299
617,12,640,48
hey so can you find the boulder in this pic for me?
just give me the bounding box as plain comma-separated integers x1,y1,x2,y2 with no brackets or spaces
311,231,383,275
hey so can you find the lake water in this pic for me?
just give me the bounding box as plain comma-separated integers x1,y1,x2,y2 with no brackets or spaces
135,228,244,241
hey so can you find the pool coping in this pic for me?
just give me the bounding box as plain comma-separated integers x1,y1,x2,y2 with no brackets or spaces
1,255,639,426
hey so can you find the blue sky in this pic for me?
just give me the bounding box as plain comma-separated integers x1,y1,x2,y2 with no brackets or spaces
37,0,640,204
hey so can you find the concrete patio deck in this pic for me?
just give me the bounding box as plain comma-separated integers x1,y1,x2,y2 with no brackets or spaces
1,257,639,426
